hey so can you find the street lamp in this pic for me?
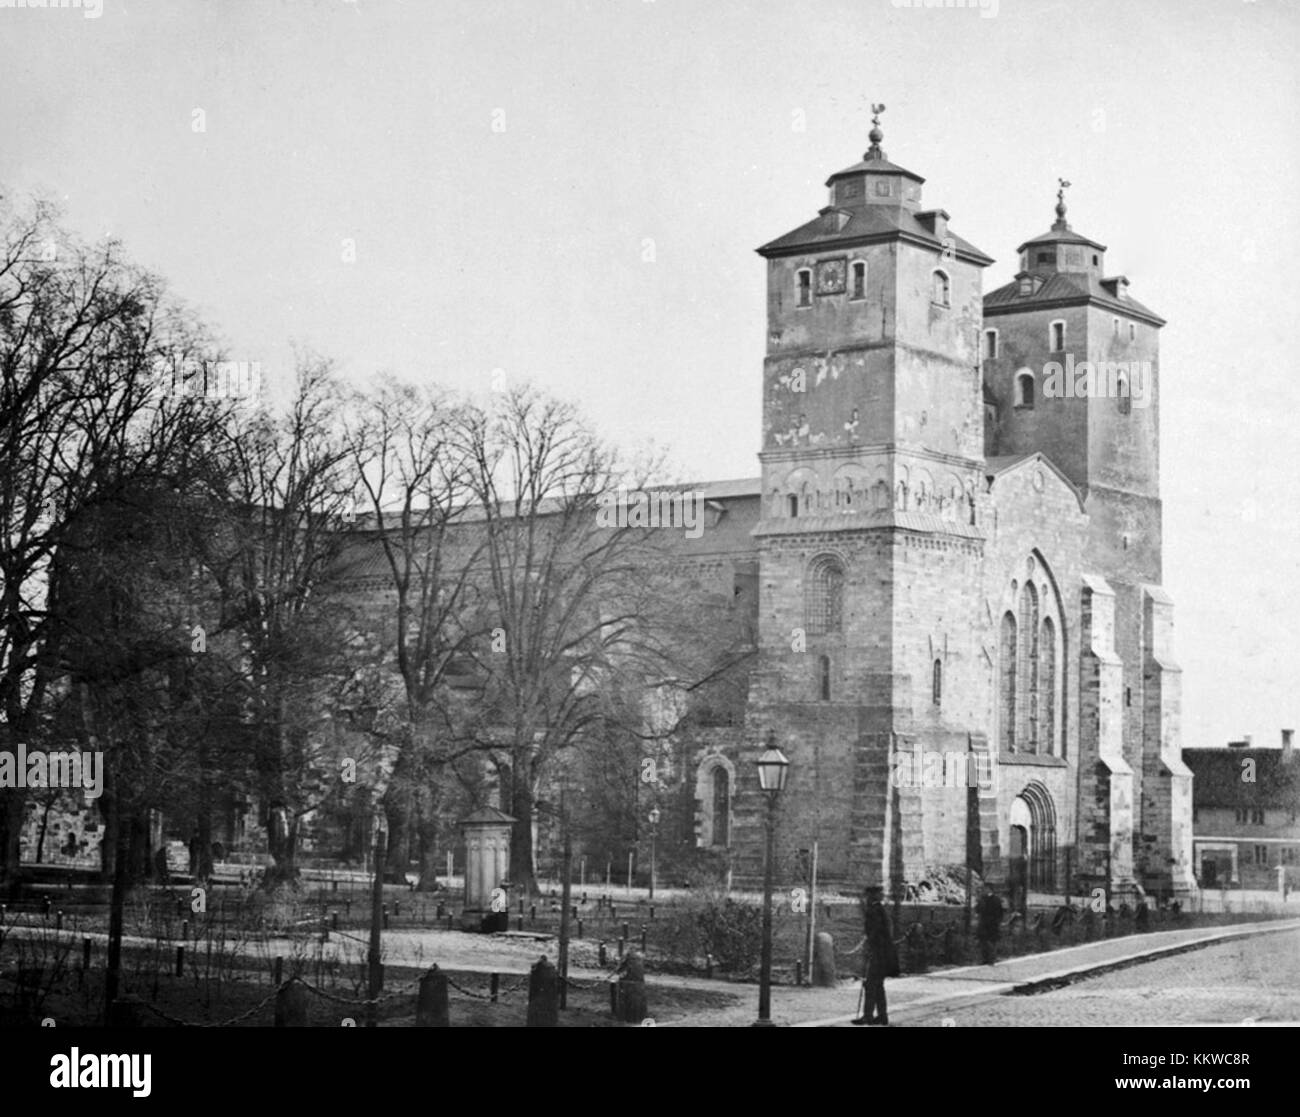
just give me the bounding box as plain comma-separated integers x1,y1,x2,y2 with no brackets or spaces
648,807,661,901
754,736,790,1027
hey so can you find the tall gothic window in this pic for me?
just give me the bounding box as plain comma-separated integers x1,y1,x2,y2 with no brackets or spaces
819,654,831,701
1000,612,1017,751
806,556,844,635
1018,582,1040,752
711,767,730,847
1040,616,1057,755
932,658,942,706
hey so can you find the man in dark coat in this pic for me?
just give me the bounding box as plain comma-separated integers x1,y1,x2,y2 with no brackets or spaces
854,885,895,1026
976,883,1004,965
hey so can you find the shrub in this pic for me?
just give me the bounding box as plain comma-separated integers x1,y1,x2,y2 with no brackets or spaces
696,897,763,973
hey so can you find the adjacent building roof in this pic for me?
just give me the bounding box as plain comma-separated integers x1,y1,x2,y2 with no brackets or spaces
1182,748,1300,810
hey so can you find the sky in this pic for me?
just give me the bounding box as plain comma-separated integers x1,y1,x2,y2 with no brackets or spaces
1,0,1296,751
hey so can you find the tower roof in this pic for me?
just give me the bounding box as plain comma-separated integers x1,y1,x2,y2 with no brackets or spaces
757,203,991,263
984,271,1165,326
759,104,991,264
825,153,925,187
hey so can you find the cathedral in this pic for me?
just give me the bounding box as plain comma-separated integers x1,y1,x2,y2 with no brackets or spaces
677,111,1195,901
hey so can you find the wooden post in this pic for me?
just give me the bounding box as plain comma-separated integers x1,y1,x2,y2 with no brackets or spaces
558,795,573,1011
627,851,634,896
175,945,184,977
803,839,819,983
368,826,386,1028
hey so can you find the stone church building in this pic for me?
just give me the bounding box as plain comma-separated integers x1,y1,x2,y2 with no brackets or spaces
673,116,1195,901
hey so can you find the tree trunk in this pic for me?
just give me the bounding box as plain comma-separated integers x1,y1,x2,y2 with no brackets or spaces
195,730,214,880
99,784,119,883
382,785,414,884
264,806,299,888
35,796,54,863
0,789,26,892
413,792,441,892
509,781,538,898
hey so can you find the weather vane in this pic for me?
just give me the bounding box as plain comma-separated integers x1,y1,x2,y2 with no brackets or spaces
1055,178,1071,225
866,102,886,156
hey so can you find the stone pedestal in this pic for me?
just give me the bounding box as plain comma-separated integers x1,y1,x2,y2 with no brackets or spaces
458,807,516,931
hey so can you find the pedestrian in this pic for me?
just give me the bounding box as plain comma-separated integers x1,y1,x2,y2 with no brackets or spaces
976,883,1004,965
853,884,896,1026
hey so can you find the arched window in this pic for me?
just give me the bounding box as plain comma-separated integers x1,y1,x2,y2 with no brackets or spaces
983,329,999,360
806,556,844,636
1116,372,1132,415
1040,617,1056,755
711,766,730,846
932,269,951,307
1015,371,1035,409
1049,320,1066,352
1018,582,1040,752
787,493,799,518
932,658,942,706
796,269,812,307
1000,612,1017,752
819,654,831,701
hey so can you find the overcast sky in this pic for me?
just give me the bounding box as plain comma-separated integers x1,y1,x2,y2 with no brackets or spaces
2,0,1296,751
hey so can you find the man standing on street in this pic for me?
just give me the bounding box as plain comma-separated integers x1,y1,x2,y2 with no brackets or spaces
976,882,1004,965
853,884,895,1026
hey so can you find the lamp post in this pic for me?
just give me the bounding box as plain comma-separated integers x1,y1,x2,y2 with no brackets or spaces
754,738,790,1027
648,807,661,901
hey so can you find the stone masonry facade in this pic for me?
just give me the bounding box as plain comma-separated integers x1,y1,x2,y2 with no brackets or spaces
678,120,1195,901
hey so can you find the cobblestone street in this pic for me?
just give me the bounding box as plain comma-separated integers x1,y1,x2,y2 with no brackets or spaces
896,929,1300,1027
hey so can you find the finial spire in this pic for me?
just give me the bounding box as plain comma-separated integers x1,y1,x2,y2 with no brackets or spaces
866,102,886,161
1054,178,1071,230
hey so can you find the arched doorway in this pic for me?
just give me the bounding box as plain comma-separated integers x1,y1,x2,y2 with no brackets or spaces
1011,781,1059,897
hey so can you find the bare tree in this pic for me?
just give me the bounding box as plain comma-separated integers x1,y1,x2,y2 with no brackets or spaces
341,376,490,885
453,385,698,896
0,196,226,888
206,356,356,887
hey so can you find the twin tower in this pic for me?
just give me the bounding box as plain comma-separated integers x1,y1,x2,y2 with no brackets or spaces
731,112,1193,899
